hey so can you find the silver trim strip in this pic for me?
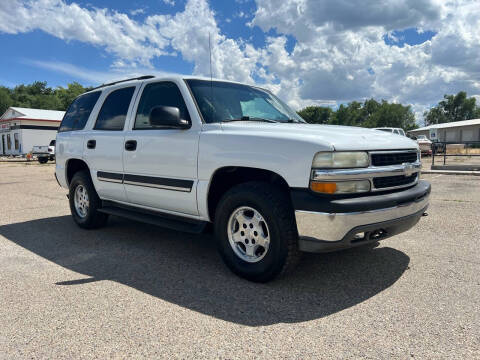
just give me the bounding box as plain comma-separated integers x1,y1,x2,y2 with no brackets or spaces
312,162,421,181
123,180,191,192
97,176,123,184
295,193,429,242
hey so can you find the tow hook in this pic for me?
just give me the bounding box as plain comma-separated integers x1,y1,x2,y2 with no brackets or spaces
422,212,428,217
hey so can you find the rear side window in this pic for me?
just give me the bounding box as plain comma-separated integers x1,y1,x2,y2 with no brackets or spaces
59,91,101,132
134,82,190,129
94,87,135,131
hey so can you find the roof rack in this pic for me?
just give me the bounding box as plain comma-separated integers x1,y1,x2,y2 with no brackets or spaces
90,75,155,91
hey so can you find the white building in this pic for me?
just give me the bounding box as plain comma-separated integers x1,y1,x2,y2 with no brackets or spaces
0,107,65,155
408,118,480,142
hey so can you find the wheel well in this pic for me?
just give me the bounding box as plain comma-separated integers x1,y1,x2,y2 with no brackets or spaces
207,167,290,221
66,159,90,185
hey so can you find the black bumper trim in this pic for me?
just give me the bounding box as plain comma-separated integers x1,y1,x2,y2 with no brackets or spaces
291,180,431,213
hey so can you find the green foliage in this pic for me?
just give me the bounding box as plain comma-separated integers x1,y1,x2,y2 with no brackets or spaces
298,99,417,131
297,106,334,124
0,81,92,115
423,91,480,126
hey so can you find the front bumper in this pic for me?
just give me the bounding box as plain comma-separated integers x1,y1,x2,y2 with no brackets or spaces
294,180,430,252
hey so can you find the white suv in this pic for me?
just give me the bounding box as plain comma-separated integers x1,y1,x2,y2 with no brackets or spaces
374,127,406,136
55,75,430,282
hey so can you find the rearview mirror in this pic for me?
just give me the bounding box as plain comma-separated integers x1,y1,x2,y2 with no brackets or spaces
149,106,190,129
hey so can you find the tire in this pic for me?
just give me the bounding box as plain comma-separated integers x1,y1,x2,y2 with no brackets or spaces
38,157,48,164
214,182,301,282
68,170,108,229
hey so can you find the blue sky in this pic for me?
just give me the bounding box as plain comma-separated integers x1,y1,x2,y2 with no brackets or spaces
0,0,478,118
0,0,297,88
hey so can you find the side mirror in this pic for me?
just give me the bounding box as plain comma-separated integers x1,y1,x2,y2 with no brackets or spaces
149,106,190,129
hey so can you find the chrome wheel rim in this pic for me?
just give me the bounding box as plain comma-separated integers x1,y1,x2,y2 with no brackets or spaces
74,185,89,218
227,206,270,263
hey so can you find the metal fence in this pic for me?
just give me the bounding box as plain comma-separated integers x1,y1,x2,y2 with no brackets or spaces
431,141,480,166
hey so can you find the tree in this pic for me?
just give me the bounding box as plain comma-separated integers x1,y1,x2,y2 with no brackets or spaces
0,81,92,116
297,106,334,124
423,91,480,126
56,82,91,110
0,86,13,115
298,98,417,130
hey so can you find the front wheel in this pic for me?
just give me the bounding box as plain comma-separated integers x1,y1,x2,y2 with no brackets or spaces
214,182,301,282
69,170,108,229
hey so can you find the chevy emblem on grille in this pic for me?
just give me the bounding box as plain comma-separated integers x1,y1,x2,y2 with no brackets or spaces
403,163,415,177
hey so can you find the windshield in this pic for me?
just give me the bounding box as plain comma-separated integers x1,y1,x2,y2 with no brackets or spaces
417,135,427,140
186,80,305,124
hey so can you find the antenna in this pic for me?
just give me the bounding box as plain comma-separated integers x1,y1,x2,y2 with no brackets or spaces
208,33,216,122
209,32,214,107
209,32,213,82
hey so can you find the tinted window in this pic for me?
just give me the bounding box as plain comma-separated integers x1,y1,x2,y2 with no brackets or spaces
59,91,101,132
134,82,190,129
49,140,56,146
94,87,135,131
186,79,304,124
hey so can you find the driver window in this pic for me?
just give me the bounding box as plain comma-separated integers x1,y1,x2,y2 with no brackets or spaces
134,82,190,129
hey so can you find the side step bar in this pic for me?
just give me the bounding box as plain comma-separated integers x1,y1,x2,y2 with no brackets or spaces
98,201,207,234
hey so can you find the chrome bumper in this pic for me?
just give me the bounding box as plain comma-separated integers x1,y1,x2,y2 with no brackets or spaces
295,191,429,251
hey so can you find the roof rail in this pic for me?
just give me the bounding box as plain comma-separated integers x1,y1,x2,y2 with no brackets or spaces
90,75,155,91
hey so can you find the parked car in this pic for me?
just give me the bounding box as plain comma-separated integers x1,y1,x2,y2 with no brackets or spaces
415,135,432,155
374,127,406,136
55,75,430,282
32,140,56,163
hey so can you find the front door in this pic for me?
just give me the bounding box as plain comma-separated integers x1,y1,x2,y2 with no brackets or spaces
122,81,200,216
83,86,137,203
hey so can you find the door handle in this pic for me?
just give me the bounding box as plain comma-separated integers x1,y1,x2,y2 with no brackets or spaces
125,140,137,151
87,139,96,149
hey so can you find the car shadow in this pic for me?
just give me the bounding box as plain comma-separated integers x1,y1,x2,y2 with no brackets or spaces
0,215,410,326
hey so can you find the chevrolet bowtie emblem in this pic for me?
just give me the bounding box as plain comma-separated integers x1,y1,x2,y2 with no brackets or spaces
403,163,415,177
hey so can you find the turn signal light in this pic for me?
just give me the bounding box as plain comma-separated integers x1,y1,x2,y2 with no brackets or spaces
310,182,337,194
310,180,371,194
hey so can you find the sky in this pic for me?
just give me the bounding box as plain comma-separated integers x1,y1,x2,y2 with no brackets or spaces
0,0,479,122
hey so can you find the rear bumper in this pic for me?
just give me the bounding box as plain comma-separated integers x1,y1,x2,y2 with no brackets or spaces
293,180,430,252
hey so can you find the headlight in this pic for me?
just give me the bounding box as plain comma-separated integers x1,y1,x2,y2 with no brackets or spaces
312,152,369,168
310,180,371,194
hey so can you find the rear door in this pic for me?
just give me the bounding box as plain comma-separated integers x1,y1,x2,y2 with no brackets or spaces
122,80,200,215
83,85,138,202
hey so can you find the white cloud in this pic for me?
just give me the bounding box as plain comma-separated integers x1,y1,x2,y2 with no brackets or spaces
162,0,175,6
250,0,480,117
130,8,145,16
0,0,479,122
23,59,179,84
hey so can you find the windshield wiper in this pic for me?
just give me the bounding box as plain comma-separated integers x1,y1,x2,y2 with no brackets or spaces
222,116,278,123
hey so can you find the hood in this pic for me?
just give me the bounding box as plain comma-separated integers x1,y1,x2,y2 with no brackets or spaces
219,122,418,151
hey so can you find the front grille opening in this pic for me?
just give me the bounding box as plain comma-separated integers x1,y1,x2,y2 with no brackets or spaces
373,174,417,189
371,152,417,166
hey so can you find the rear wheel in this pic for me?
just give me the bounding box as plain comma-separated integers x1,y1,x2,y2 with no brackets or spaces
214,182,301,282
69,170,108,229
38,157,48,164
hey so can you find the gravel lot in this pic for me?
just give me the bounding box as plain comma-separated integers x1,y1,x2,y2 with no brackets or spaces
0,163,479,359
